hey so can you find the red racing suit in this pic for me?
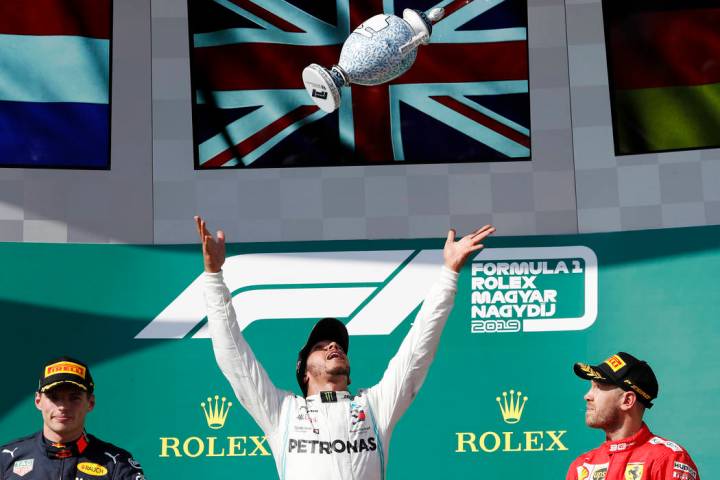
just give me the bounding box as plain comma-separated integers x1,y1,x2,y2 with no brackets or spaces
566,423,699,480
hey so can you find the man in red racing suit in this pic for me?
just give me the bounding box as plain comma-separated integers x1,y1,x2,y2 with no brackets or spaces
566,352,699,480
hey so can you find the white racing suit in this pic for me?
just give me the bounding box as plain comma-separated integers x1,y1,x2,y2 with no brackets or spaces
203,266,458,480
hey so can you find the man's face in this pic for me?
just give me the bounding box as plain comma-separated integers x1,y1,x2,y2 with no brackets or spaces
35,384,95,442
583,380,624,430
305,340,350,380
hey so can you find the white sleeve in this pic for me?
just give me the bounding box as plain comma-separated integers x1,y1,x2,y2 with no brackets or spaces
203,271,287,435
367,266,458,434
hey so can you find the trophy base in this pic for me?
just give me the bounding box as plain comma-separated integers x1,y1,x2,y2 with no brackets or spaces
302,64,341,113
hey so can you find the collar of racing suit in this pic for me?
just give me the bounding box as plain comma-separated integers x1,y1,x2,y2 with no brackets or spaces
600,423,652,455
305,391,353,403
39,431,90,459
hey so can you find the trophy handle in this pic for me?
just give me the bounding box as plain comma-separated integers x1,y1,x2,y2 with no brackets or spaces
399,32,428,55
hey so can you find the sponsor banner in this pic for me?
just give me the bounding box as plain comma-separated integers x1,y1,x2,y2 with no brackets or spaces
469,246,596,333
0,226,718,478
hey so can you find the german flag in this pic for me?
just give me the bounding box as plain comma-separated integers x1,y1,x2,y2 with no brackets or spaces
604,1,720,155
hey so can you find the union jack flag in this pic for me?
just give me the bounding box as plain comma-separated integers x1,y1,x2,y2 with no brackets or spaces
190,0,529,168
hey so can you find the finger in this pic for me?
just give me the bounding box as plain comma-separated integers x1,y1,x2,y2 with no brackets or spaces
473,226,496,241
217,230,226,246
463,225,491,242
194,216,203,239
471,225,494,238
199,222,211,245
202,233,212,250
469,244,485,252
201,219,213,239
446,229,456,244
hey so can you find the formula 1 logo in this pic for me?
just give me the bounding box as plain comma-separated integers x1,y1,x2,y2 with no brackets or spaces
136,246,598,340
136,250,443,339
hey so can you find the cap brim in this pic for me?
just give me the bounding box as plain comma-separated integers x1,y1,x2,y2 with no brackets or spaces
573,362,610,382
304,318,349,355
39,380,89,393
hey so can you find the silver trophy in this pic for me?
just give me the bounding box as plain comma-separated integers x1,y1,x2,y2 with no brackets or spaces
302,8,445,113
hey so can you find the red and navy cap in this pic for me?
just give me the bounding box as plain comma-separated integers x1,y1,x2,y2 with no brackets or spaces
38,357,94,394
295,318,349,396
574,352,658,408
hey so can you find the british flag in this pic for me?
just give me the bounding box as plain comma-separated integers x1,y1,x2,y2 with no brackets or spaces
190,0,529,169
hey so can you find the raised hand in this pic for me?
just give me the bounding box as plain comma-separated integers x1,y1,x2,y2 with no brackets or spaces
194,216,226,273
443,225,495,273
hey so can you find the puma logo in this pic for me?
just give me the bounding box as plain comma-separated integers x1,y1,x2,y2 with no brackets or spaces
104,451,120,464
2,448,18,458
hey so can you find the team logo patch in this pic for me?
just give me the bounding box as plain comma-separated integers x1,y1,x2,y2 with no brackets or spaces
624,463,644,480
673,461,697,479
320,391,337,403
77,462,108,476
350,401,366,427
649,437,683,452
578,466,589,480
13,459,34,476
604,355,626,372
592,467,607,479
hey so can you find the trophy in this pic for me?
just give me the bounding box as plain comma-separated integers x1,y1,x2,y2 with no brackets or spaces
302,7,445,113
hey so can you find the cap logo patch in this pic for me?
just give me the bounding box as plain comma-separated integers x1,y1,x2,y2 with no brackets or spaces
604,355,626,372
623,380,652,400
578,363,606,381
77,462,108,476
44,361,86,379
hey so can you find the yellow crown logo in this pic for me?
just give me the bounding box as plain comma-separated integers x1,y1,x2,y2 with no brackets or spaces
201,395,232,430
496,389,528,424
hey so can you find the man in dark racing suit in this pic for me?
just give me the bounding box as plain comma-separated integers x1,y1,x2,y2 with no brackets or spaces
0,357,145,480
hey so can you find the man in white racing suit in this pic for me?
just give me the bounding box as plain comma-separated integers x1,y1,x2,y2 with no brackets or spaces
195,216,495,479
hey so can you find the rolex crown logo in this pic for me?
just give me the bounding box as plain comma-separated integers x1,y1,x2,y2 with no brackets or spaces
201,395,232,430
496,389,528,424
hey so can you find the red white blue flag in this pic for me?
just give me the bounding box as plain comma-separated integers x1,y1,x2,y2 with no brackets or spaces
191,0,529,168
0,0,111,169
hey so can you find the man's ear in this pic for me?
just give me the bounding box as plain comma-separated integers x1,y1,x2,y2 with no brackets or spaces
35,392,42,411
619,390,637,411
87,393,96,412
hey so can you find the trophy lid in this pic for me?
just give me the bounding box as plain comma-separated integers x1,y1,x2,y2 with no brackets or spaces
302,64,341,113
402,9,432,37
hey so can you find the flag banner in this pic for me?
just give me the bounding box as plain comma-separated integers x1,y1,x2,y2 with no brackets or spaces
0,225,717,478
190,0,530,169
603,1,720,155
0,0,112,169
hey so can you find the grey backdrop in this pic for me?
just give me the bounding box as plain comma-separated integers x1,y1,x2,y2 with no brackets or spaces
0,0,718,243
